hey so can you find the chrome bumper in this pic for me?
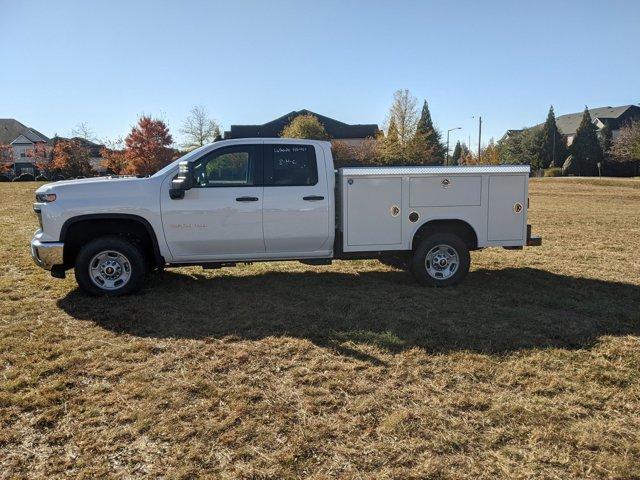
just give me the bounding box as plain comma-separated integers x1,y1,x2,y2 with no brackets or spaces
30,238,64,270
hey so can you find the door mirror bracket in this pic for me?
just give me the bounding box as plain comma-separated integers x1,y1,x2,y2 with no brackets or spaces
170,160,194,200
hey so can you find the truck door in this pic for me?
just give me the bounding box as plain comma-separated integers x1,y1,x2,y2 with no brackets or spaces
262,143,330,253
160,144,265,259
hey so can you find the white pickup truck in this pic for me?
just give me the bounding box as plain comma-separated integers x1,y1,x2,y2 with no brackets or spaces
31,138,541,296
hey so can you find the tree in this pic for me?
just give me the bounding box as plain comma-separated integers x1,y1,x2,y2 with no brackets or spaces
610,120,640,175
414,100,446,162
124,116,174,176
599,123,613,161
539,106,567,168
387,89,418,145
331,138,379,168
481,139,501,165
0,144,14,175
180,105,221,150
49,139,94,178
27,143,54,177
100,147,128,175
71,122,96,141
571,107,603,176
451,141,462,165
280,114,329,140
498,127,543,167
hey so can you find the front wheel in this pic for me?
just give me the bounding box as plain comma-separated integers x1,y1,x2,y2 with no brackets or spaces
411,233,470,287
74,236,147,296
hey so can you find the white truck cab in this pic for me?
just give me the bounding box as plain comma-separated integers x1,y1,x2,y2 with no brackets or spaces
31,138,541,295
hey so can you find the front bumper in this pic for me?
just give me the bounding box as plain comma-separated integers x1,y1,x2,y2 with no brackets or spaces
30,236,64,270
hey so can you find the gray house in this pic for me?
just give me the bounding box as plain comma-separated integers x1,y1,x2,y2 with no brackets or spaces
555,105,640,146
0,119,51,175
224,109,380,146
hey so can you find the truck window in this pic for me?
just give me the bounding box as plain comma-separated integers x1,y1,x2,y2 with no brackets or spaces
192,146,259,187
266,144,318,186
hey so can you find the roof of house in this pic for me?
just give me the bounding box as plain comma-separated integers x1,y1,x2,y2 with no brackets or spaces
0,119,50,145
52,136,105,157
224,109,380,140
554,105,640,135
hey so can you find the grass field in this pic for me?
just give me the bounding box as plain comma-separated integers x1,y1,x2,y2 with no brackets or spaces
1,178,639,479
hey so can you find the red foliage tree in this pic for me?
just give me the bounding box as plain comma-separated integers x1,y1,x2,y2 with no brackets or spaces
0,144,14,175
100,147,128,175
50,140,94,178
27,143,54,177
124,116,173,176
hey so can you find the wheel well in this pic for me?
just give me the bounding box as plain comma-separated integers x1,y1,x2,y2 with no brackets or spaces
61,216,163,267
411,219,478,251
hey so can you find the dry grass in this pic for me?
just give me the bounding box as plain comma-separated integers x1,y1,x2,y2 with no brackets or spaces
1,178,639,479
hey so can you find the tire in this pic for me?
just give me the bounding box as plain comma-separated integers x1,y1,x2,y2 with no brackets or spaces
74,236,147,296
411,232,470,287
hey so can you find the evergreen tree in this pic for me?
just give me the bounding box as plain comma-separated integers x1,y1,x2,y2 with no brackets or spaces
540,106,567,168
387,118,399,142
451,141,462,165
571,107,603,176
414,100,446,162
599,123,613,161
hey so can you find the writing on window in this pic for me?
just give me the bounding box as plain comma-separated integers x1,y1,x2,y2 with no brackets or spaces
271,145,317,186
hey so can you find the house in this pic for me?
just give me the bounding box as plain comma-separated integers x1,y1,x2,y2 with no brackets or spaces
224,109,380,146
555,105,640,146
0,119,51,175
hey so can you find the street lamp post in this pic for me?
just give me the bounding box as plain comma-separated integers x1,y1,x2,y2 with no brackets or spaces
446,127,462,165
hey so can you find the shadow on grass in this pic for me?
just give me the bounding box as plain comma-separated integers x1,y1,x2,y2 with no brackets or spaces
57,267,640,357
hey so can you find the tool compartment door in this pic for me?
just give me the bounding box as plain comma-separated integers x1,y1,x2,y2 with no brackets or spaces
346,177,402,247
487,174,527,241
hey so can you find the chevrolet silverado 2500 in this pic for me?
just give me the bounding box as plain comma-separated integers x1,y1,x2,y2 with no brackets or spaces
31,138,541,295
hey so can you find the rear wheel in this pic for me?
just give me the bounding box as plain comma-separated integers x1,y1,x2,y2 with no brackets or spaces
411,232,470,287
74,236,147,296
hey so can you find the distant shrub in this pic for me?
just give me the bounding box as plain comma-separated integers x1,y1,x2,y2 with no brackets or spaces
12,173,35,182
544,167,562,177
0,174,10,182
35,175,49,181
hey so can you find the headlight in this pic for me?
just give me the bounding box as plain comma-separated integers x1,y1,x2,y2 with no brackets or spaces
36,193,57,203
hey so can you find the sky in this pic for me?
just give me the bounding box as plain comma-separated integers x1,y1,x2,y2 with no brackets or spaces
2,0,639,152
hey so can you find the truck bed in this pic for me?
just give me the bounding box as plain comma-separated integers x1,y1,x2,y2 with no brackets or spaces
336,165,530,252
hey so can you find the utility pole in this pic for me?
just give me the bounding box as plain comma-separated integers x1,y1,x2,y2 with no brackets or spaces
446,127,462,165
477,116,482,162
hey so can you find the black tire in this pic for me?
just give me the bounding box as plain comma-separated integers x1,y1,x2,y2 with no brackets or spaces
74,236,147,296
411,232,470,287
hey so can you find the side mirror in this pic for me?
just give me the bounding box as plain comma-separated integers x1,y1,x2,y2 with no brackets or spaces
169,161,194,199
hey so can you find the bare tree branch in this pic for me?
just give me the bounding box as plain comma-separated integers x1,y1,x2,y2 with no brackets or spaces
180,106,220,150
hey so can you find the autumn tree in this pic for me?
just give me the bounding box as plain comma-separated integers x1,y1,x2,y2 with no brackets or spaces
331,138,379,168
180,105,221,150
281,114,329,140
124,116,174,176
610,120,640,175
571,107,603,176
100,147,128,175
50,139,94,178
27,143,54,177
0,144,14,175
481,139,501,165
387,89,418,145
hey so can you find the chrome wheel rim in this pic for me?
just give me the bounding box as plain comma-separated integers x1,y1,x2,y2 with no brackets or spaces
425,244,459,280
88,250,132,290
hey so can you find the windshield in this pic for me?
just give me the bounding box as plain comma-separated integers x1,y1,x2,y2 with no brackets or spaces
151,144,211,178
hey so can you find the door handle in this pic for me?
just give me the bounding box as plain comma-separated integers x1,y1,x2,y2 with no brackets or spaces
303,195,325,201
236,196,259,202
